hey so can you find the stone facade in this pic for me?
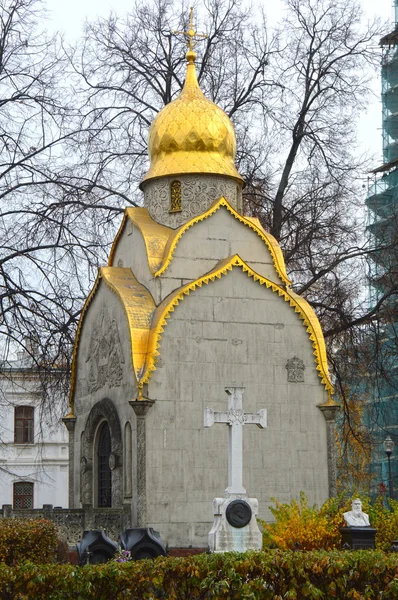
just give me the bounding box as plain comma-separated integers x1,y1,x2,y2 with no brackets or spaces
144,267,330,547
70,286,138,527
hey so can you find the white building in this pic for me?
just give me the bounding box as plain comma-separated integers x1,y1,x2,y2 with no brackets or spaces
0,351,69,509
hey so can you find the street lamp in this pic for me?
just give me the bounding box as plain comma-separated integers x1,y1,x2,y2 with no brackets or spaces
383,435,395,500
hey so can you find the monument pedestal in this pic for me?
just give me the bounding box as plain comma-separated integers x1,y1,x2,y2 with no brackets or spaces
340,527,377,550
205,388,265,553
208,495,262,553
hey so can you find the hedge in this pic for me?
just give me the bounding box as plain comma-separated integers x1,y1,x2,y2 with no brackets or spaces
0,519,58,566
1,550,398,599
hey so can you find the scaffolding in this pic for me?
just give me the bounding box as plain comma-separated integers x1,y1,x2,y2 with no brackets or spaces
364,0,398,497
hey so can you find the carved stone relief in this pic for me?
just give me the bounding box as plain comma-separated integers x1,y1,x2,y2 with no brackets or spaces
143,174,243,227
86,306,125,394
286,356,305,383
81,398,123,508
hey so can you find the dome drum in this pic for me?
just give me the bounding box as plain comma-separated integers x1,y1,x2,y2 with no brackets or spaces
144,174,243,228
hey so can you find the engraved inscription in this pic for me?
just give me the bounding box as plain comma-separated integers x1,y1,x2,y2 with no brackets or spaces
286,356,305,383
86,307,125,393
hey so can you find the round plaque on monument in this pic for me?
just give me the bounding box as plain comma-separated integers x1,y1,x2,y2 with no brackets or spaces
226,499,252,528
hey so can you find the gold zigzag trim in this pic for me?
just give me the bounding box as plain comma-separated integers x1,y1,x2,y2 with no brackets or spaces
154,197,292,286
142,254,334,400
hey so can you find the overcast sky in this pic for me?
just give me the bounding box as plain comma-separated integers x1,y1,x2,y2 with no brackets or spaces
46,0,392,39
44,0,395,168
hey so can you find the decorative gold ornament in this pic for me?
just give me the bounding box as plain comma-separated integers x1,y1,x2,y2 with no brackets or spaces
67,267,156,408
141,8,243,187
108,207,170,273
154,197,292,286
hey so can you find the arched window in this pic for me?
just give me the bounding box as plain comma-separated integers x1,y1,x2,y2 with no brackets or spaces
170,180,182,212
97,422,112,507
14,406,34,444
13,481,34,508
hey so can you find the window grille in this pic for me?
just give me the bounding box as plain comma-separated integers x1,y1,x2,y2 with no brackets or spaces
170,180,182,212
13,482,34,508
14,406,34,444
98,422,112,507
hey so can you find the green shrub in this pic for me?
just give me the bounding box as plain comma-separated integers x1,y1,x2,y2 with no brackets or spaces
0,550,398,599
0,518,58,566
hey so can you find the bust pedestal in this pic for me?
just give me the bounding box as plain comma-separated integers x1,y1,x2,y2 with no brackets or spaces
340,527,377,550
208,495,262,553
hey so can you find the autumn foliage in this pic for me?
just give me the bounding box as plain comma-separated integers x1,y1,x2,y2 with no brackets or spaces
2,501,398,598
0,551,398,599
261,492,398,551
0,518,58,566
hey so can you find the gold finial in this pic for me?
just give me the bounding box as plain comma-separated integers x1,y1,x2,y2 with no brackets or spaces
174,6,207,57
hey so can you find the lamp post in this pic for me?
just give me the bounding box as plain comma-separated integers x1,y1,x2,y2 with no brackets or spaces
383,436,395,500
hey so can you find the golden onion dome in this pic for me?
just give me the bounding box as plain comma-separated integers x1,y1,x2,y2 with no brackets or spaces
141,49,244,187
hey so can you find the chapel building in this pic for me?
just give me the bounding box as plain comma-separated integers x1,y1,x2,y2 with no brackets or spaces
64,26,338,549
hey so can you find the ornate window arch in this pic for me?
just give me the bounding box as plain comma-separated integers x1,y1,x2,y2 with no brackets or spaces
81,398,123,508
169,180,182,213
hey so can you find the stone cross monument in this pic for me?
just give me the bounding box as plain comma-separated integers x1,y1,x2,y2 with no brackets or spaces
204,387,267,495
204,387,266,552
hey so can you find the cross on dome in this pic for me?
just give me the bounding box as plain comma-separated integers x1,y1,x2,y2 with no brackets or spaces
174,7,208,55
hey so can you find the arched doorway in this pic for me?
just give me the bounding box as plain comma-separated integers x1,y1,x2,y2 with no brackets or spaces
97,422,112,507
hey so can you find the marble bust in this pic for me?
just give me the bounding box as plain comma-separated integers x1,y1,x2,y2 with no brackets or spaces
343,499,370,527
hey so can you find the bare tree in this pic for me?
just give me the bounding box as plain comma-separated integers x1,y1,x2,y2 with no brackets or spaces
0,0,114,386
244,0,386,335
70,0,389,337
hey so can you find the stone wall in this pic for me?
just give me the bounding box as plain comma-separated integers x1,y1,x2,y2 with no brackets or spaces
145,267,331,547
0,504,130,546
